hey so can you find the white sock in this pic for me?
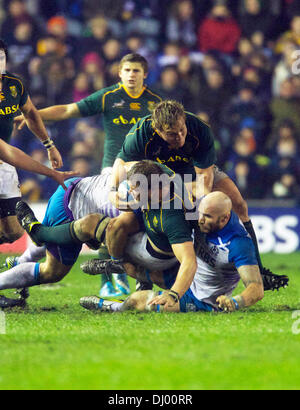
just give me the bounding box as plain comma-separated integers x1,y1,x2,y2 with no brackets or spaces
0,262,40,290
18,244,46,264
110,301,124,312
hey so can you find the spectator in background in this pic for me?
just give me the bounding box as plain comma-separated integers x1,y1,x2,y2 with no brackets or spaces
270,133,300,199
272,39,299,96
80,51,104,92
194,67,233,136
157,41,181,69
1,0,39,42
102,37,122,84
237,0,276,40
220,82,268,148
153,65,188,103
177,55,205,111
225,132,264,198
78,15,111,60
6,20,37,81
275,14,300,53
197,3,241,54
266,119,299,152
72,72,91,102
165,0,197,50
46,15,76,58
270,77,300,131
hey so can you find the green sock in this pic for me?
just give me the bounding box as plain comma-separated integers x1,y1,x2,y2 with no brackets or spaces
32,222,81,246
98,244,112,285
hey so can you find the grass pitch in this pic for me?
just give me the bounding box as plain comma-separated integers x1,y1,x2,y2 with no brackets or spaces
0,252,300,390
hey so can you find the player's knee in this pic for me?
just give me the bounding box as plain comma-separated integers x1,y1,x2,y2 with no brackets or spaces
106,217,127,240
75,214,101,242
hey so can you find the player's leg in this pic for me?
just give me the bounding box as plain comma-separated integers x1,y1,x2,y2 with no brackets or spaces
106,211,152,292
4,244,46,269
0,203,24,244
0,249,73,292
105,212,141,295
0,163,23,243
80,290,179,312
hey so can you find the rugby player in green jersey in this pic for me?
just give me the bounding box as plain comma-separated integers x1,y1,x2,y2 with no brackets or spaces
108,100,279,284
0,39,63,245
14,53,162,297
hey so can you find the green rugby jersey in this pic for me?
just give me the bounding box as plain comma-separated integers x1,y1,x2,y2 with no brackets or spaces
142,183,195,253
118,112,216,180
76,82,161,168
0,72,28,142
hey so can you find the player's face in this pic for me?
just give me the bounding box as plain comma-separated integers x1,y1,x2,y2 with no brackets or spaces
157,117,187,149
198,206,223,233
119,62,147,93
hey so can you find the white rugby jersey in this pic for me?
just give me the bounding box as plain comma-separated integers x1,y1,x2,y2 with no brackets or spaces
68,169,120,220
190,212,258,307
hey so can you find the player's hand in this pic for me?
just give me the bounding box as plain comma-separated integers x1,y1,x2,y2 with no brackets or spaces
14,114,26,130
52,170,80,190
47,146,63,169
108,190,136,211
216,295,236,312
148,291,177,310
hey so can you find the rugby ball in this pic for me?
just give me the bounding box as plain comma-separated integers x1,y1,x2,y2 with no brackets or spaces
118,180,134,202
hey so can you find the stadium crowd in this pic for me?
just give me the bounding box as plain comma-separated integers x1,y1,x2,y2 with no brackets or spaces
1,0,300,202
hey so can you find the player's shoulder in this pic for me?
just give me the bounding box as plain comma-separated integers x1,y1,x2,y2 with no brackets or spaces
143,86,162,102
208,212,250,246
94,82,122,98
3,71,25,88
185,111,211,130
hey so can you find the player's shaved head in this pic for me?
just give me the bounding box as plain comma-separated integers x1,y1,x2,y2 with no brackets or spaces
201,191,232,217
198,191,232,233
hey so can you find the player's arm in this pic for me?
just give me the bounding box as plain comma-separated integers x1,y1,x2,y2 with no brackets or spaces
188,165,214,198
15,102,81,129
149,241,197,309
217,265,264,312
19,96,63,169
0,139,77,189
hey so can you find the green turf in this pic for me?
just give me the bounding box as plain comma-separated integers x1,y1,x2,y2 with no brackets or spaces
0,252,300,390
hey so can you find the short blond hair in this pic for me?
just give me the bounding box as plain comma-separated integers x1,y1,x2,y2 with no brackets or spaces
151,100,186,132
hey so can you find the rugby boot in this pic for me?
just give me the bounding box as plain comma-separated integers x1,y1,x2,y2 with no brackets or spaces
0,294,26,309
15,201,43,246
261,267,289,291
81,258,125,275
80,296,122,311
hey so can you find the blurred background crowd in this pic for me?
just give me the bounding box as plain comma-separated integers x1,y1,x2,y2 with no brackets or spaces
1,0,300,202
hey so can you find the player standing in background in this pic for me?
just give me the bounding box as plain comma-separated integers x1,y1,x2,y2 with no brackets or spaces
14,53,162,297
0,39,63,246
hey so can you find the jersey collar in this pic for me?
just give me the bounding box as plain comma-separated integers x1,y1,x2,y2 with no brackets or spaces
120,82,146,99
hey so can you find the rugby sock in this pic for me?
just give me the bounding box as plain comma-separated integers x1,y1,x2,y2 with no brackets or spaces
18,244,46,264
243,220,263,273
98,244,112,286
109,301,124,312
30,222,81,246
0,262,40,290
